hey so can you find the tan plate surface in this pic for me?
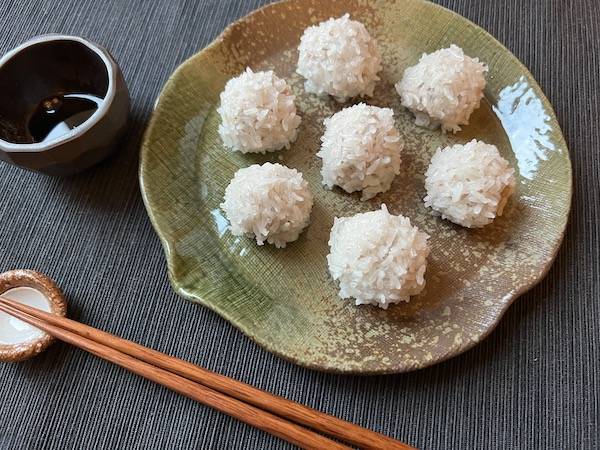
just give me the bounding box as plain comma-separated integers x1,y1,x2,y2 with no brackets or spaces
140,0,572,374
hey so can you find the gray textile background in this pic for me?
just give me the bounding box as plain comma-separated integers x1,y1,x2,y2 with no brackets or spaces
0,0,598,448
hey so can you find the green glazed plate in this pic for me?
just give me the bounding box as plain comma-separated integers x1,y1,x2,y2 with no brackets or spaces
140,0,571,374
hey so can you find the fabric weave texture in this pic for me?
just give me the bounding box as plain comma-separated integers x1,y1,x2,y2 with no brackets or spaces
0,1,598,448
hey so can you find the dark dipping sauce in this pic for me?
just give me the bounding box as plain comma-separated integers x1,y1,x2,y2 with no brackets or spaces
27,93,103,143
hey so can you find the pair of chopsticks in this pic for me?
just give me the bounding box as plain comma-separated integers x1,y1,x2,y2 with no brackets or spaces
0,297,414,450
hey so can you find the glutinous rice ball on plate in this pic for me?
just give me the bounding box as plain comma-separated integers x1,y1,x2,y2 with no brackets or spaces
220,163,313,248
424,139,516,228
296,14,382,102
395,44,488,133
217,68,301,153
327,204,430,309
317,103,403,200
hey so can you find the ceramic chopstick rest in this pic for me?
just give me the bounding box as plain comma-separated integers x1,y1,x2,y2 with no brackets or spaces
0,270,67,362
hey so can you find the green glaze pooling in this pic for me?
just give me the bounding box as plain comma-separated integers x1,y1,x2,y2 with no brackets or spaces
140,0,571,374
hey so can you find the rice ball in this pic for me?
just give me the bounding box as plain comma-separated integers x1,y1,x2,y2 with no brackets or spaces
317,103,403,200
217,68,301,153
327,204,430,309
220,163,313,248
395,45,488,133
424,139,516,228
297,14,382,102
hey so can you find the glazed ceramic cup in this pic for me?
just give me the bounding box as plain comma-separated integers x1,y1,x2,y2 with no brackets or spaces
0,34,130,175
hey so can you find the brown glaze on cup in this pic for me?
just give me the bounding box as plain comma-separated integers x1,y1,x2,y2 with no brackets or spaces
0,35,130,175
0,270,67,362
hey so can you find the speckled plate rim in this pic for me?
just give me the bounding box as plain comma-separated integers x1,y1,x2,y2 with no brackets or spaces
140,0,572,374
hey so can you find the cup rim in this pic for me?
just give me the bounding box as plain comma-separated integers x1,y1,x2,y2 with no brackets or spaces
0,34,117,153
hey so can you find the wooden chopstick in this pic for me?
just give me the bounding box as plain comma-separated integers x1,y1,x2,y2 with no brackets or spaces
0,300,349,450
0,297,414,450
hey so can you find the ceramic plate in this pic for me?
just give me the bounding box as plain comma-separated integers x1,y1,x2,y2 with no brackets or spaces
140,0,571,374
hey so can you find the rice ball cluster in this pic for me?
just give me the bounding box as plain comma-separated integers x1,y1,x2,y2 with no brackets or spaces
220,163,313,248
215,18,509,308
296,14,382,102
327,204,430,308
217,68,301,153
424,139,516,228
395,45,488,133
317,103,403,200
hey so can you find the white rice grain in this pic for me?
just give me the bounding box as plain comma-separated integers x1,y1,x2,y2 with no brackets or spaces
395,45,488,133
217,68,301,153
424,139,516,228
297,14,382,102
327,204,430,308
317,103,403,200
220,163,313,248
